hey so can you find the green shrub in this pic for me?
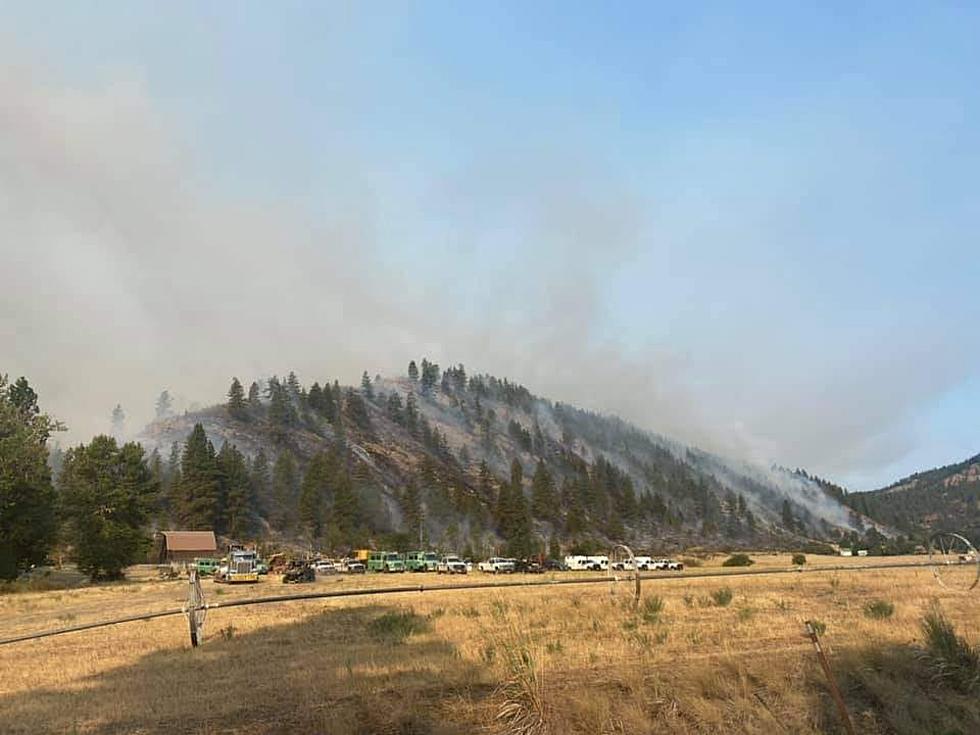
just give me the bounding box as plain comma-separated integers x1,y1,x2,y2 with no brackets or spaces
722,554,755,567
864,599,895,620
711,587,734,606
792,553,807,566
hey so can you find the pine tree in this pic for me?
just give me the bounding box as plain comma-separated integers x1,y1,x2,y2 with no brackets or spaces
267,378,292,426
111,404,125,438
299,452,329,540
332,472,360,536
344,388,371,430
155,390,173,419
227,378,248,421
781,499,795,530
387,392,404,424
217,443,255,538
401,478,423,537
0,376,60,580
404,392,419,435
59,436,157,580
360,371,374,400
174,424,222,530
250,450,271,518
248,381,261,408
408,360,419,382
530,460,556,521
272,451,299,531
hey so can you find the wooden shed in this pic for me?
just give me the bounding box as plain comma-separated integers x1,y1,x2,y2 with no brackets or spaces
156,531,218,564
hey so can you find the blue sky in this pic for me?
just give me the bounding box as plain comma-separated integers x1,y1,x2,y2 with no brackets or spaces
2,3,978,489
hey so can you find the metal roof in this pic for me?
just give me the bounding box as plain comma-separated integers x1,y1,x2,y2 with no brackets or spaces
160,531,217,551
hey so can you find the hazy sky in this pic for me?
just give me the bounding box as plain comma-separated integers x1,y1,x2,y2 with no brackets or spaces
2,3,978,490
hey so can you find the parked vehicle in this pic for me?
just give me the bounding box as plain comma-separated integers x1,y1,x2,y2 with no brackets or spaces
513,558,544,574
214,547,260,583
192,557,221,576
367,551,406,572
478,557,516,574
340,558,366,574
542,558,568,572
314,560,339,574
651,559,684,570
564,555,609,571
282,559,315,583
255,560,269,575
437,555,468,574
404,551,440,572
612,555,653,571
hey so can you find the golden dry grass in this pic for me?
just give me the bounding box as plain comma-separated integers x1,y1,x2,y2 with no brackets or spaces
1,554,978,734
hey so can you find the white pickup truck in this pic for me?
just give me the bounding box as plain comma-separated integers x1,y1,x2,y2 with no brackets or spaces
651,559,684,571
478,557,515,574
437,555,468,574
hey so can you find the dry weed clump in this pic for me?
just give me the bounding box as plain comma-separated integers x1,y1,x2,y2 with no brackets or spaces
919,601,980,693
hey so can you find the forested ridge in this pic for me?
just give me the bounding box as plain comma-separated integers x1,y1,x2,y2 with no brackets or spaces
4,362,922,581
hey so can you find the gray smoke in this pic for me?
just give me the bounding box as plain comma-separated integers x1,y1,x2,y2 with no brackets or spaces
2,60,975,490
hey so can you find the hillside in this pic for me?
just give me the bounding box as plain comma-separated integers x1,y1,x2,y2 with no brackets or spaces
138,362,868,554
844,453,980,542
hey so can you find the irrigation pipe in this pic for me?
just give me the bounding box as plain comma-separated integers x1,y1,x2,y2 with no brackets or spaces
0,559,937,647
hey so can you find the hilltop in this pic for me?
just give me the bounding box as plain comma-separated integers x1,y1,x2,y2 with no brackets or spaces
842,452,980,542
138,361,871,554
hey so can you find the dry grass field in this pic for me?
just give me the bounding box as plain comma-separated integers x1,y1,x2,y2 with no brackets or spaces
1,554,978,734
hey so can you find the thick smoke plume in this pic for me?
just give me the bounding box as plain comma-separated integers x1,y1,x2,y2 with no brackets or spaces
2,60,974,489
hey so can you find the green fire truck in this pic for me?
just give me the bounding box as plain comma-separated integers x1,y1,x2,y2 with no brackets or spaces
404,551,440,572
367,551,405,572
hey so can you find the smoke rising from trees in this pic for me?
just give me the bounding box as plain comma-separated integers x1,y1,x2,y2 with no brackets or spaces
2,59,976,489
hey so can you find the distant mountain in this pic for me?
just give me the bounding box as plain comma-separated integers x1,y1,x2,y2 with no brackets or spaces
138,362,867,553
843,453,980,543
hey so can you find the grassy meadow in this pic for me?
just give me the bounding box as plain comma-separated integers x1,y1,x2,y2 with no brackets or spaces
1,553,978,734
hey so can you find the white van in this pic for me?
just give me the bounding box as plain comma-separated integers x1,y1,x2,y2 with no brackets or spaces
564,555,608,571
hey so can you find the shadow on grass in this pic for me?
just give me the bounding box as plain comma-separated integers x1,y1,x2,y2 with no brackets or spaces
0,603,491,735
814,642,980,735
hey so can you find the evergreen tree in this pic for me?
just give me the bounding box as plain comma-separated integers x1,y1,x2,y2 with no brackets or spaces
781,499,795,530
227,378,248,421
408,360,419,382
333,471,360,537
401,478,423,538
299,452,330,540
267,378,293,426
344,388,371,430
111,404,125,439
174,424,222,530
0,376,60,580
308,382,324,413
530,460,557,521
250,449,271,518
272,451,299,531
360,371,374,400
286,371,302,400
59,436,157,580
387,392,404,425
548,535,562,561
217,443,254,538
248,381,261,408
404,392,419,435
155,390,173,419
